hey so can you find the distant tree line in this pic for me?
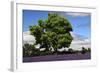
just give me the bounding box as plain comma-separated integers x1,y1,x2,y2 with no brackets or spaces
23,43,91,57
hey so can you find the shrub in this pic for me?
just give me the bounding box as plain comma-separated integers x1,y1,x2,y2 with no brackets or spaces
87,48,91,52
81,47,87,54
68,48,73,54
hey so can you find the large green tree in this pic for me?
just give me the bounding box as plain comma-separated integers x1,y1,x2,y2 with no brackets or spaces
29,13,73,52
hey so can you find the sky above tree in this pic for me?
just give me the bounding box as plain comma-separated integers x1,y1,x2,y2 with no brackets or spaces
23,10,91,39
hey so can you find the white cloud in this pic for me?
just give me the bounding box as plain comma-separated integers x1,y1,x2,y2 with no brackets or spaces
70,32,91,50
66,12,90,17
23,31,36,45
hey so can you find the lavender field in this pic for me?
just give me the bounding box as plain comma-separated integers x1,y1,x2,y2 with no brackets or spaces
23,53,91,62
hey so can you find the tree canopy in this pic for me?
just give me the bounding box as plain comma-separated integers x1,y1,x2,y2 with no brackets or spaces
29,13,73,52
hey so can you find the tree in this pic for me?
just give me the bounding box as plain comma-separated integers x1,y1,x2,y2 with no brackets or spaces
87,48,91,52
23,43,41,57
23,43,33,57
29,13,73,52
81,47,87,54
68,48,73,54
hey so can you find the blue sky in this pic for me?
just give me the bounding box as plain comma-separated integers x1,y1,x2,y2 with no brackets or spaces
23,10,91,38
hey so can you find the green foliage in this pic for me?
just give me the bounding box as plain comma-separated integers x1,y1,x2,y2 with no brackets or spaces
23,43,54,57
68,48,73,53
29,13,73,52
81,47,87,54
23,43,33,57
23,43,39,57
87,48,91,52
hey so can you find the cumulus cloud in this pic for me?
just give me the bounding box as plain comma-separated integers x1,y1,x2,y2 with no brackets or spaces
55,12,90,18
70,32,91,50
23,31,36,45
66,12,90,17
